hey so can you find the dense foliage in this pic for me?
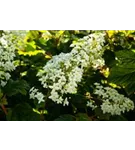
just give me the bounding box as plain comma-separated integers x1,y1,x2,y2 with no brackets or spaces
1,30,135,121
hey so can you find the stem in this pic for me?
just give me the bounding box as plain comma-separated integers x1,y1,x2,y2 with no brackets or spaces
0,104,8,115
40,90,50,121
0,94,8,115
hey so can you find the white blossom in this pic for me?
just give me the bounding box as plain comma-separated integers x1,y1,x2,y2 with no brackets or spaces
87,101,97,110
0,30,27,87
71,33,105,69
63,98,69,106
1,80,7,87
92,83,134,115
37,32,106,106
29,87,45,104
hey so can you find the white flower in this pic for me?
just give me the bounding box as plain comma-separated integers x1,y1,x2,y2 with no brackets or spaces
63,98,69,106
30,91,35,99
29,87,45,104
49,90,59,100
1,81,7,87
35,92,45,103
87,101,97,110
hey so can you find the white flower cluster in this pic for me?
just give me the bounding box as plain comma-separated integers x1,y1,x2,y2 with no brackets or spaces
29,87,45,104
37,52,81,105
0,30,27,87
92,83,134,115
37,32,106,105
70,32,105,69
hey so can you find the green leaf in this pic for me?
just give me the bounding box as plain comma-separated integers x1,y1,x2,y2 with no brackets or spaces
54,114,76,121
75,113,92,121
108,50,135,94
3,79,30,96
25,43,36,51
9,103,41,121
115,50,135,64
109,65,135,85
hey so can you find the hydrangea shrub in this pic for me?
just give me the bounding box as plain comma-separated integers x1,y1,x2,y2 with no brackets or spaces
0,30,135,121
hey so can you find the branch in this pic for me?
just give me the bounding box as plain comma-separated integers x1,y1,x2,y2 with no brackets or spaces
0,104,8,115
0,94,8,115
